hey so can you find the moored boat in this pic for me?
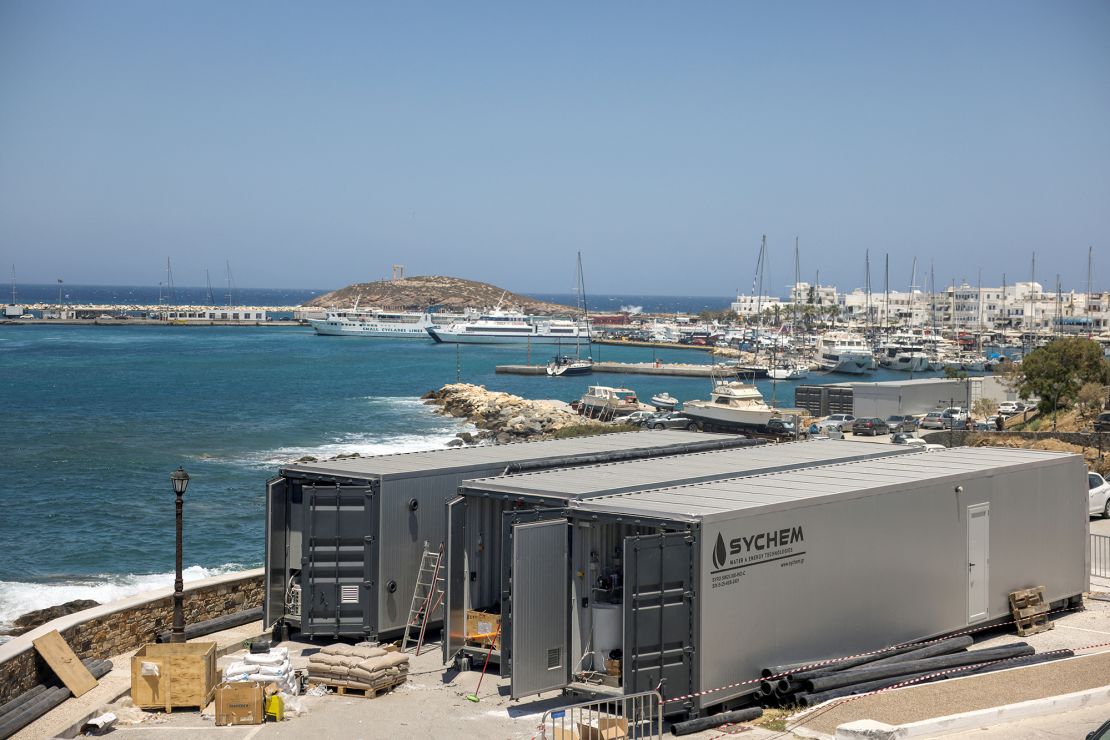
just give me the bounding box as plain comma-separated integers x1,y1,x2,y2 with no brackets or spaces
650,392,679,411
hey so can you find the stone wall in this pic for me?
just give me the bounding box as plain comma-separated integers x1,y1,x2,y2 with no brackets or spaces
922,430,1105,449
0,570,263,704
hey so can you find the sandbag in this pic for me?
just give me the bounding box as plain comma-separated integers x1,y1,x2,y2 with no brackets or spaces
244,652,285,666
355,653,409,673
254,663,290,677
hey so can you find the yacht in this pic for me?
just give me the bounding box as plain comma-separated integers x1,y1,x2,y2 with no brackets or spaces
547,355,593,376
876,342,930,372
767,364,809,380
681,381,783,432
310,307,435,337
426,308,583,345
650,392,680,411
815,332,874,374
578,386,641,418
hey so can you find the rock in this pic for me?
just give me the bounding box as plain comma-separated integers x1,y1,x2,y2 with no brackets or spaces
296,456,318,463
423,383,607,443
447,439,464,447
8,599,100,636
456,432,475,444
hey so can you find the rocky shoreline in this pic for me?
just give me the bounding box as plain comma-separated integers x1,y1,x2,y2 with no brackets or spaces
423,383,608,444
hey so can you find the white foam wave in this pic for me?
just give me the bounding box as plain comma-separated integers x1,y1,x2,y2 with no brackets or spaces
0,563,249,632
242,429,471,467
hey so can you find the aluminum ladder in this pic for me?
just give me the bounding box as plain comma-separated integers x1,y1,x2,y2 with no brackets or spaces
400,541,445,655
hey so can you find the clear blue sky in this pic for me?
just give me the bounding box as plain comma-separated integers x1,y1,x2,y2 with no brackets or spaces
1,1,1107,296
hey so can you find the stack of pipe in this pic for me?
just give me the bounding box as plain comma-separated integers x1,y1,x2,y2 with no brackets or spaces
0,659,112,739
758,638,1073,708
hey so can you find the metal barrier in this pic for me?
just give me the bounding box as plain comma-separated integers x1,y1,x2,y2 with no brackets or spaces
1094,533,1110,579
538,690,663,740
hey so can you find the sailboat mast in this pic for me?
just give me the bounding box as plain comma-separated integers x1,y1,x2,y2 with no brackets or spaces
166,257,175,305
793,237,800,331
9,265,15,305
864,250,871,335
205,269,214,305
1088,246,1094,339
909,257,917,329
884,253,890,333
225,261,233,306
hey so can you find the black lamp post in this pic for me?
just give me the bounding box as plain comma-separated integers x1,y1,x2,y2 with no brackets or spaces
169,466,190,644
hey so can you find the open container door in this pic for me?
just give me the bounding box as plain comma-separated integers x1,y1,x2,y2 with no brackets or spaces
301,484,378,638
264,477,288,629
500,508,566,678
509,519,570,699
443,496,468,664
623,531,696,703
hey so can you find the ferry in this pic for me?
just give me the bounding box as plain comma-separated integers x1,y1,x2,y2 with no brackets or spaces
309,307,434,337
815,331,874,374
426,308,584,345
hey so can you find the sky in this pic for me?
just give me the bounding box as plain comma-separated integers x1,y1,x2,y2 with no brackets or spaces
1,1,1108,297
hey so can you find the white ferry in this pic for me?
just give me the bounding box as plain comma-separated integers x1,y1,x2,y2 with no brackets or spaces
815,331,874,374
426,308,583,345
310,307,434,337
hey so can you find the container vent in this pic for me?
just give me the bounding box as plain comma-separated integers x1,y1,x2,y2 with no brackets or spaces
547,647,562,670
341,585,360,604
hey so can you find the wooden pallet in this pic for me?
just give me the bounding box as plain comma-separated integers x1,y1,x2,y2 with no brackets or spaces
308,676,406,699
1009,586,1053,637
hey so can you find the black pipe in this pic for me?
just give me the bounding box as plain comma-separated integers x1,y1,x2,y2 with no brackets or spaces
0,685,47,720
500,437,766,475
791,643,925,680
959,651,1073,677
804,645,1035,693
0,659,112,739
760,660,817,678
864,635,973,667
671,708,763,736
157,606,263,643
775,678,804,694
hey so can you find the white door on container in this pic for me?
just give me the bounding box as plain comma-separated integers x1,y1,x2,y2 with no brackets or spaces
967,503,990,623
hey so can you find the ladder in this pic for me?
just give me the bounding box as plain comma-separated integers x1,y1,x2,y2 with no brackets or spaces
401,541,445,656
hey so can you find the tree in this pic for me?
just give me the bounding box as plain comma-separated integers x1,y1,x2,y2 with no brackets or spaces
1076,382,1107,423
1017,338,1110,417
972,397,998,420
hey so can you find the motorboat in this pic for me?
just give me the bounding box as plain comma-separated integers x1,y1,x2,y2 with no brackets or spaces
815,332,874,374
875,342,930,372
767,364,809,380
578,386,641,419
682,381,791,433
650,392,679,411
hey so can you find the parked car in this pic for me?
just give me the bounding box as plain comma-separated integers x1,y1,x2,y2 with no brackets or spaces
613,410,655,425
891,432,927,446
1095,411,1110,433
817,414,856,431
919,412,948,430
1088,471,1110,518
851,417,890,436
998,401,1020,416
642,412,697,431
942,407,968,422
885,415,917,433
765,418,797,437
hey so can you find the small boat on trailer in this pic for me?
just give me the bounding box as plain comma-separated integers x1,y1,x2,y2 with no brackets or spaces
650,392,679,411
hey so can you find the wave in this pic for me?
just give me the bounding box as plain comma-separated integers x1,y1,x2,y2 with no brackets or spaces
0,563,250,634
236,429,472,468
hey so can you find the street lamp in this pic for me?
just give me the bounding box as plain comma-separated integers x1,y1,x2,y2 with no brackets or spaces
169,466,190,644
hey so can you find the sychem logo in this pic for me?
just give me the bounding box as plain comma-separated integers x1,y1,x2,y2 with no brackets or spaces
712,532,728,569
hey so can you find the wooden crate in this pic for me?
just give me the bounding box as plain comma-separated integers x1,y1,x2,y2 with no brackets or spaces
131,642,218,711
308,675,406,699
1009,587,1053,637
465,610,501,650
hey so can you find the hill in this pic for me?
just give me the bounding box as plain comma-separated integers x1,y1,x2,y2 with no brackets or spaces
302,275,577,314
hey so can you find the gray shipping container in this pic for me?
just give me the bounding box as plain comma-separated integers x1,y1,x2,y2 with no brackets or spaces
447,447,1088,716
264,430,752,640
443,440,918,672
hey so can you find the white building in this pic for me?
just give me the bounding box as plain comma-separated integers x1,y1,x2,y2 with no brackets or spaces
730,294,781,318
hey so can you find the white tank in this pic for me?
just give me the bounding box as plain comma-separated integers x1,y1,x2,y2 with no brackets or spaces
591,602,623,671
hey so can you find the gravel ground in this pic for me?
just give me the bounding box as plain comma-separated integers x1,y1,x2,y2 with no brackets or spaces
794,647,1110,737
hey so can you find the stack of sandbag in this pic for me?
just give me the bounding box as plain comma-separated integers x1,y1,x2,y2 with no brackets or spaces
306,644,409,691
224,647,298,695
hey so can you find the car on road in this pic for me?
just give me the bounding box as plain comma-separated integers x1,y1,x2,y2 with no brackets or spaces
765,418,797,437
642,412,697,431
919,411,947,430
1088,471,1110,518
851,417,890,436
885,415,917,433
613,410,655,425
817,414,856,432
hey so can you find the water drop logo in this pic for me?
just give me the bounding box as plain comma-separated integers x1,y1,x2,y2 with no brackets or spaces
712,532,727,569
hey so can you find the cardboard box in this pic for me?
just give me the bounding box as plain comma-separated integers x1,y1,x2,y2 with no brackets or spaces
578,717,628,740
465,610,501,650
131,642,218,711
215,681,265,726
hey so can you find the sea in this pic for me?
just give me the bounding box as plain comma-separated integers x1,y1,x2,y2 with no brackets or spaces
0,287,974,634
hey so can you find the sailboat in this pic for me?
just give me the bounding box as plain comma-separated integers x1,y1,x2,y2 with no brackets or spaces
548,253,594,376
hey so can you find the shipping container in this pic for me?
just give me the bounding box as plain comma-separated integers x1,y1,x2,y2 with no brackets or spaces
446,447,1088,717
264,430,752,639
443,440,918,671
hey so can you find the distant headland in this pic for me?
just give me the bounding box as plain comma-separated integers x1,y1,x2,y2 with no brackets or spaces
303,275,577,314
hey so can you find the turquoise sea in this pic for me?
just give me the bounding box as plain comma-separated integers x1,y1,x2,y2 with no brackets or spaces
0,320,974,629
